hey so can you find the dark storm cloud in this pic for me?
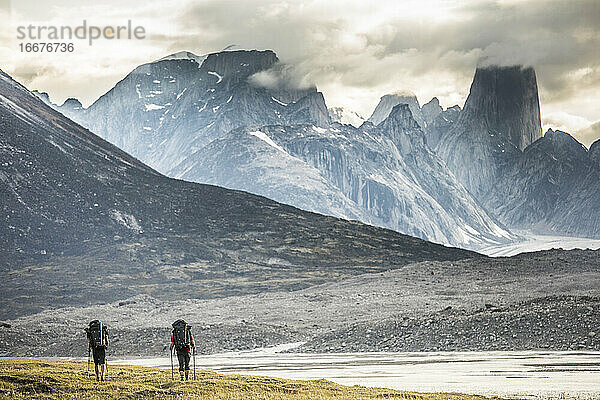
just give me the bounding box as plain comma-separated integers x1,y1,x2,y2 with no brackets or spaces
169,0,599,107
372,0,600,102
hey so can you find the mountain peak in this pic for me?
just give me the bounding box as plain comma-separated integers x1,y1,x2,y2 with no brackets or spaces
421,97,442,125
460,65,542,151
379,103,424,155
32,90,51,104
527,128,588,161
389,90,417,98
423,96,439,107
386,103,421,129
368,92,424,127
61,98,82,110
543,128,583,146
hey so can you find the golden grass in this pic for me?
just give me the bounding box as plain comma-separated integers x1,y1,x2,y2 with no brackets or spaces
0,359,508,400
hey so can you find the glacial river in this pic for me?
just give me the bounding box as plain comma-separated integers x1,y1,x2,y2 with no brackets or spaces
112,344,600,399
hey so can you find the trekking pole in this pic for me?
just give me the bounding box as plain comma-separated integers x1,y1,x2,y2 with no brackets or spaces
105,357,108,381
170,348,174,380
87,347,90,379
193,348,196,380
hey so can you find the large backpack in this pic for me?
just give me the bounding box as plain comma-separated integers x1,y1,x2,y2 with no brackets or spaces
172,320,191,350
86,320,106,349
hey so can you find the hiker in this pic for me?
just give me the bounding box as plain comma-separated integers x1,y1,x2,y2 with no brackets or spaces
170,319,196,381
85,320,109,381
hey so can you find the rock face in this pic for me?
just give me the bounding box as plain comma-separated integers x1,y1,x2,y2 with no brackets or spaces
0,68,480,318
460,65,542,151
424,105,460,149
436,65,600,238
590,139,600,166
172,103,514,248
367,92,425,128
46,50,513,249
494,129,600,237
489,129,593,227
436,66,542,201
436,65,542,201
421,97,443,126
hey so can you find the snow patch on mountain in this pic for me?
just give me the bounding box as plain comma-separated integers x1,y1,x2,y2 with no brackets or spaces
272,97,288,106
328,107,365,127
208,71,223,83
249,130,286,153
144,104,165,111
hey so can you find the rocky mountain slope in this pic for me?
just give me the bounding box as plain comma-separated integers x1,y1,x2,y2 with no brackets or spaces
436,65,600,238
39,50,512,250
420,97,443,126
489,129,598,229
170,104,513,247
0,69,480,319
297,295,600,353
590,139,600,165
424,105,461,149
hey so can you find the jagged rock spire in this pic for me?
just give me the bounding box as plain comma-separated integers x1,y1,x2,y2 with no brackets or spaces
459,65,542,151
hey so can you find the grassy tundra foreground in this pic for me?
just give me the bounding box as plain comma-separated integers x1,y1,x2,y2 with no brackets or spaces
0,359,508,400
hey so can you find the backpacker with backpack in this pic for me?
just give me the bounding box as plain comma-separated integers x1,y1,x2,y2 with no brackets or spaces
172,319,191,351
86,320,107,349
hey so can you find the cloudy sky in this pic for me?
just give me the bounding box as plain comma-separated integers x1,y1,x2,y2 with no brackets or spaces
1,0,599,145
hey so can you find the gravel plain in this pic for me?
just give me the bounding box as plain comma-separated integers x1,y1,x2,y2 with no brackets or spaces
1,249,598,357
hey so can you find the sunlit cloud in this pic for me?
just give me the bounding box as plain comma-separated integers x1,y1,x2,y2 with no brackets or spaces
1,0,599,142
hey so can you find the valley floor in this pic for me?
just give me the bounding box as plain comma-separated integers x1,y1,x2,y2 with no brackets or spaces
1,250,599,359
